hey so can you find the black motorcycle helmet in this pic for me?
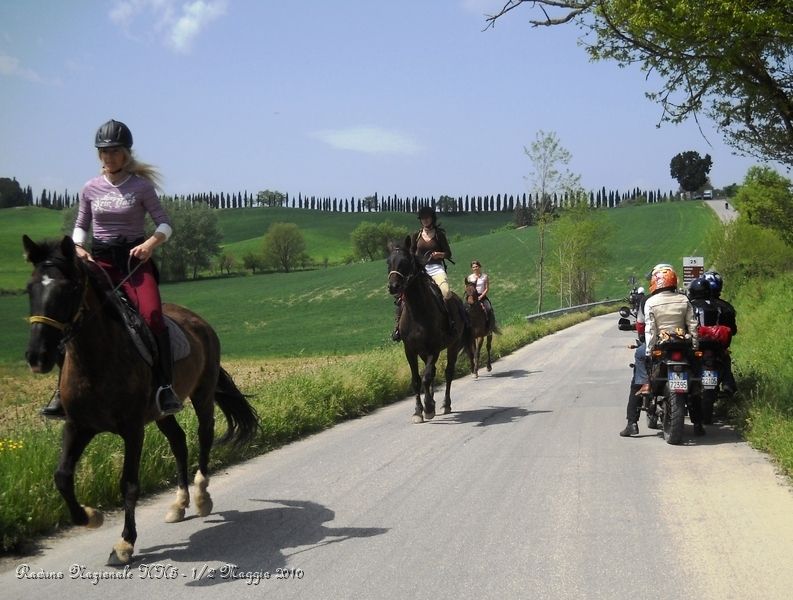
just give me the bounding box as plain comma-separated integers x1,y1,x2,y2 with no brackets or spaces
688,276,711,300
95,119,133,149
417,205,437,226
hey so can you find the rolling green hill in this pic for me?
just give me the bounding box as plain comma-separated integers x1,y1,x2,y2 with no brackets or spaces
0,201,717,364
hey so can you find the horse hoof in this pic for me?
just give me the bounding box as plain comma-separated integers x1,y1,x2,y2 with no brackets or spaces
487,365,492,372
83,506,104,529
442,406,451,415
412,414,424,424
195,496,213,517
107,539,134,566
473,373,479,379
424,411,435,421
165,506,185,523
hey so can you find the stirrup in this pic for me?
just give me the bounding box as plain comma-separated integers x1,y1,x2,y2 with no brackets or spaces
156,385,183,416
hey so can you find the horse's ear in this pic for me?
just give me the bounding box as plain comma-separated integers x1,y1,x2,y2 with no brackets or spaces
403,235,411,250
60,236,76,260
22,235,43,264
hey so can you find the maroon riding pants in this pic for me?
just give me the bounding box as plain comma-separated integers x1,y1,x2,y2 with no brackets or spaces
95,258,166,335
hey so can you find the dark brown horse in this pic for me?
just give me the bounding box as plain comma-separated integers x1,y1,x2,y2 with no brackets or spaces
387,237,474,423
22,235,259,566
463,280,500,378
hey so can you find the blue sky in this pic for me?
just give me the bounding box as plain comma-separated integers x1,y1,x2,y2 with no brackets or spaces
0,0,768,202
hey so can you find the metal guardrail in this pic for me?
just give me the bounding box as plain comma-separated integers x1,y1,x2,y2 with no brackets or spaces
525,298,623,321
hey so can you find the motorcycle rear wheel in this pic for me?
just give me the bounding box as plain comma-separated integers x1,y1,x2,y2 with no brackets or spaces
663,388,686,445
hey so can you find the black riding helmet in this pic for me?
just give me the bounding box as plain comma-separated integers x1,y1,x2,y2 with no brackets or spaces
417,205,437,225
688,276,711,300
95,119,133,149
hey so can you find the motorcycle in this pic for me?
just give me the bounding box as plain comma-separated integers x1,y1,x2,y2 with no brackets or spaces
641,334,696,445
617,287,644,331
691,325,733,424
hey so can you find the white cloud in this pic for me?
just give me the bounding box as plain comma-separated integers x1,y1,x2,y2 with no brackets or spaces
169,0,228,53
0,53,47,83
109,0,227,54
313,127,422,155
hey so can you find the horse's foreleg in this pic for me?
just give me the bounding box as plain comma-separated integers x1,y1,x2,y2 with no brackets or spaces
156,416,189,523
486,334,493,372
442,350,457,414
474,338,484,378
107,426,144,567
422,354,438,420
406,349,424,423
54,423,102,528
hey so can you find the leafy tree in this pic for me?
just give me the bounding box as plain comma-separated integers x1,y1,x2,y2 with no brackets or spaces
242,251,265,274
670,151,713,193
262,222,306,272
524,130,581,313
733,166,793,246
549,203,614,306
149,200,222,281
0,177,26,208
514,204,535,227
351,220,408,261
706,219,793,290
485,1,793,166
361,195,379,211
437,195,458,213
256,189,286,207
218,252,236,275
351,222,382,261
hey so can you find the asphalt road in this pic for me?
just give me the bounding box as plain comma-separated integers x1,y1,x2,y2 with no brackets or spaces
2,315,792,600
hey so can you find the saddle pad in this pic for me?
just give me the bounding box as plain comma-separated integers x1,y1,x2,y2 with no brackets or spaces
165,317,191,362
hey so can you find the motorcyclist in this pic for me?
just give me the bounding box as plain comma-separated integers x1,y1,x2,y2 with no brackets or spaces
703,270,738,393
620,264,699,437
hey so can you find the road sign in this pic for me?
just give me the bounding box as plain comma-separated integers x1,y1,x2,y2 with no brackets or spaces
683,256,704,287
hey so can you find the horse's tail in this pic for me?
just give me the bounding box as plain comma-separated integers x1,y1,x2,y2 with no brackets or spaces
214,366,260,447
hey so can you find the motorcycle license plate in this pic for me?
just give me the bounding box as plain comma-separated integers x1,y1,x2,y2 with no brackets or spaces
702,370,719,388
668,371,688,393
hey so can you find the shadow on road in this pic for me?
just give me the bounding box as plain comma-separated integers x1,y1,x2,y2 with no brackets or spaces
138,498,388,586
434,406,552,427
484,369,541,379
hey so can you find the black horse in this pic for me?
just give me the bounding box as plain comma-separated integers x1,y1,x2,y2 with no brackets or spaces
463,280,499,378
387,237,474,423
23,235,259,566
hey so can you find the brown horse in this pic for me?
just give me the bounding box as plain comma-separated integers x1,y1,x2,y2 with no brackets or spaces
22,235,259,566
463,280,500,378
387,237,474,423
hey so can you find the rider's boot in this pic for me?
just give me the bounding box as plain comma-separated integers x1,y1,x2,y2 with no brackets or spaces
155,328,183,416
41,362,66,419
619,421,639,437
41,388,66,419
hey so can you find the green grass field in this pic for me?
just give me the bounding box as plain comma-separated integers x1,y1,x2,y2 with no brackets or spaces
0,201,716,364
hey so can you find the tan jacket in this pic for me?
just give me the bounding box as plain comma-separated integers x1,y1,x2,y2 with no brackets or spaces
644,290,698,354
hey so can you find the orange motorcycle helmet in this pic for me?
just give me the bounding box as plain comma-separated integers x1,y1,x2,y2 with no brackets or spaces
649,264,678,294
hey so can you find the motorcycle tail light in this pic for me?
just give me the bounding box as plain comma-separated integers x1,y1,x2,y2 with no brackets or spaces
670,351,684,361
